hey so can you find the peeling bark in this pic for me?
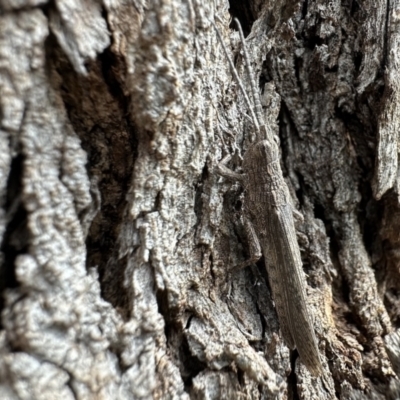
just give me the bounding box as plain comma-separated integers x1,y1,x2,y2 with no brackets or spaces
0,0,400,399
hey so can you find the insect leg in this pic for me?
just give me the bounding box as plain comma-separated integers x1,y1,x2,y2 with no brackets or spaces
291,206,304,223
232,216,262,271
216,155,246,183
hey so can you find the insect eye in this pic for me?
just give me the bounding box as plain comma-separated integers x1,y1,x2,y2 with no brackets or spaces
261,142,272,156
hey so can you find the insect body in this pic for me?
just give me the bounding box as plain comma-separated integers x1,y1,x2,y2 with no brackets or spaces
214,20,323,376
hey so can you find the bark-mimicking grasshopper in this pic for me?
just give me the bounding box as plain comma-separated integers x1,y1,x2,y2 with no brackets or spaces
213,19,323,376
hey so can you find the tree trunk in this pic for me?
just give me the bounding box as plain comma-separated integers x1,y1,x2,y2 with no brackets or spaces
1,0,399,399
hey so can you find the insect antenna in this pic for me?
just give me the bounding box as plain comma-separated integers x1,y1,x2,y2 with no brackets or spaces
212,21,260,137
234,19,264,128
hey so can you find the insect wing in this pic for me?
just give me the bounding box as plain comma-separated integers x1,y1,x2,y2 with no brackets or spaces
269,204,323,376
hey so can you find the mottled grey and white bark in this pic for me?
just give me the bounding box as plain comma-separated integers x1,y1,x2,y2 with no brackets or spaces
0,0,399,399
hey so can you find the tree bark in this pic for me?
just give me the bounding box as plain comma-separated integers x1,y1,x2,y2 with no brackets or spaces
0,0,399,399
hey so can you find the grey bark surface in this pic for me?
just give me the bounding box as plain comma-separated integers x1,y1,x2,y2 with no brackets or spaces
0,0,399,399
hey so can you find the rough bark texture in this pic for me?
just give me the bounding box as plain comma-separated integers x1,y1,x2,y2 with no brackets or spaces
0,0,400,399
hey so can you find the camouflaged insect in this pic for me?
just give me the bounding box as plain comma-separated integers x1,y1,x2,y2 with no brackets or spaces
214,19,323,376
